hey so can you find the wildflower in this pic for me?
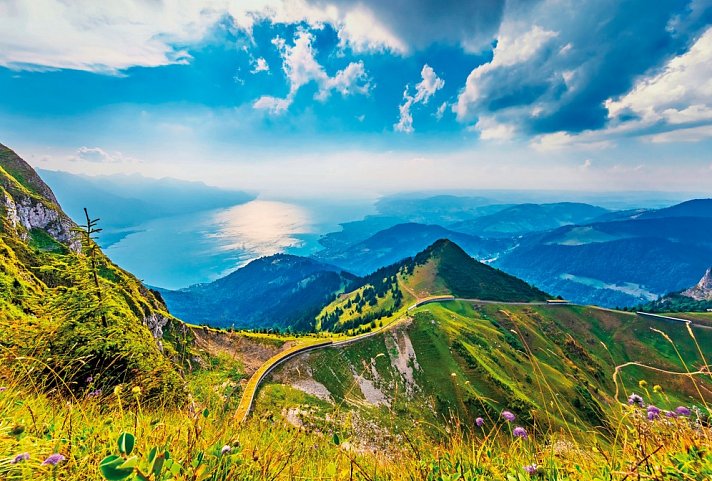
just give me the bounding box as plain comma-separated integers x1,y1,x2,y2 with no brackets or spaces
11,452,30,464
513,426,528,439
647,405,660,421
451,372,456,377
523,464,538,475
42,453,66,465
475,417,485,427
627,393,644,406
114,386,122,396
675,406,691,416
502,411,516,422
221,445,231,455
653,384,662,393
131,386,141,396
86,376,93,383
638,380,647,388
665,411,677,418
87,389,102,398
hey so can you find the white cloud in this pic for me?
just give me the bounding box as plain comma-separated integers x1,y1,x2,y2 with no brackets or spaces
250,57,270,74
456,25,558,121
530,131,613,152
253,30,370,113
474,116,515,141
394,64,444,133
645,124,712,143
72,146,135,164
606,27,712,127
435,102,448,120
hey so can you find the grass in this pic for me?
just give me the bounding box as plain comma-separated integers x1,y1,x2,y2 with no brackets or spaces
2,324,711,480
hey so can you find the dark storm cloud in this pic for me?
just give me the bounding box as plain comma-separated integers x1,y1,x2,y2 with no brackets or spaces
306,0,516,52
457,0,712,135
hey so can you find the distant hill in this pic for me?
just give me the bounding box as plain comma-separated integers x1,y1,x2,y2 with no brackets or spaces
449,202,608,237
317,239,548,332
314,222,510,276
640,267,712,313
158,254,357,330
496,200,712,307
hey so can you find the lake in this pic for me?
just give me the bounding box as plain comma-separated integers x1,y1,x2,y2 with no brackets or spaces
103,198,375,289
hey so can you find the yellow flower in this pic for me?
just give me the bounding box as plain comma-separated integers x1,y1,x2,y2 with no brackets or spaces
638,380,648,388
131,386,142,396
653,385,663,393
114,385,122,396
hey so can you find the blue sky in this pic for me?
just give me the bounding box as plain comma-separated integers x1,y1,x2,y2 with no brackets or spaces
1,0,712,197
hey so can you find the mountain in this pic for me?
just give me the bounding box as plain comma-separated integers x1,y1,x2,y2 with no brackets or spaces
262,298,712,435
496,200,712,307
38,169,255,246
0,143,186,404
449,202,609,237
641,267,712,312
317,239,548,332
636,198,712,219
158,254,358,330
314,222,511,276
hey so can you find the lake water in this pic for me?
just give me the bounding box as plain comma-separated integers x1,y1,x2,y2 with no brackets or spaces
103,198,375,289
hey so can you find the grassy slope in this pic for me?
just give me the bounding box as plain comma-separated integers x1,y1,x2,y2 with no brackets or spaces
263,301,712,437
0,144,187,405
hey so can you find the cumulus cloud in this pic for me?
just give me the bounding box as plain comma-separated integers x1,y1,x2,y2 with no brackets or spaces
455,0,712,141
250,57,270,74
395,64,444,133
606,27,712,127
305,0,508,53
73,147,132,163
253,30,370,113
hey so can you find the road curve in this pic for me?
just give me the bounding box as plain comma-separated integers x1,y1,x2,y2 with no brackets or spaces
233,297,709,422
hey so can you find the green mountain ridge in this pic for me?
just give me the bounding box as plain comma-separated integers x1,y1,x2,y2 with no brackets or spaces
0,143,187,404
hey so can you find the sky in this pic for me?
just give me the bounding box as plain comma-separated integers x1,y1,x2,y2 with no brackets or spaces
1,0,712,198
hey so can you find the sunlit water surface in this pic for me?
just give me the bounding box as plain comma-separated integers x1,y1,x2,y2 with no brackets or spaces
103,198,373,289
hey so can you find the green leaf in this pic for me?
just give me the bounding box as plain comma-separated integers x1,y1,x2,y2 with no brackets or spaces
118,456,139,470
151,452,165,479
332,433,340,446
202,408,209,418
147,446,158,464
117,432,135,456
99,455,134,480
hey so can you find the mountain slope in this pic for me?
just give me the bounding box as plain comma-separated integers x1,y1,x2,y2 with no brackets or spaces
317,239,548,332
641,267,712,312
314,222,510,276
496,202,712,307
159,254,357,330
261,300,712,436
0,143,186,404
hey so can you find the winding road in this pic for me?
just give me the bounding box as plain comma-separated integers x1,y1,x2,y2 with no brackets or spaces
233,297,709,422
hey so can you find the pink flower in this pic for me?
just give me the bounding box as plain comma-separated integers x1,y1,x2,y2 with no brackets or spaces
42,453,66,466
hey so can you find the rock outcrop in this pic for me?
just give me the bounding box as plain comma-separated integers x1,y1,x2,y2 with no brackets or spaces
681,267,712,301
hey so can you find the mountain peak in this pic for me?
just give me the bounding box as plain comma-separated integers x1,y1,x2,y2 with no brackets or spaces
0,143,59,204
409,239,549,302
681,267,712,301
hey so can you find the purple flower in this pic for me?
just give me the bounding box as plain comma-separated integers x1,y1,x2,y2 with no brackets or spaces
42,453,66,466
627,393,644,406
86,376,93,383
675,406,691,416
513,426,528,439
87,389,102,398
475,417,485,427
221,445,231,455
523,464,538,475
11,452,30,464
502,410,516,422
665,411,677,418
647,405,660,420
